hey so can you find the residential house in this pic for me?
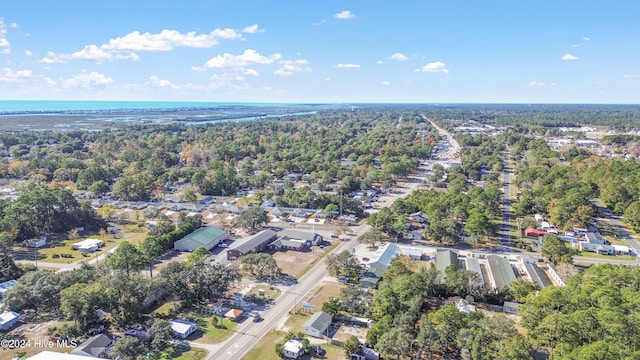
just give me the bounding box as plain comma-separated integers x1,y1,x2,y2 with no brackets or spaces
359,263,387,288
270,207,285,218
0,311,20,330
524,228,547,238
226,229,278,260
283,339,304,359
171,319,197,339
24,236,47,248
302,311,332,338
577,232,614,255
0,279,17,298
71,334,112,358
174,226,227,252
408,211,428,224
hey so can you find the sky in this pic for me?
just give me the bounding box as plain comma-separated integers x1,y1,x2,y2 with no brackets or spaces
1,0,639,104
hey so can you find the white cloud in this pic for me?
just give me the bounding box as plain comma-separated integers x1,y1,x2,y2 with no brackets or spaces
9,23,17,29
527,81,545,87
571,44,580,48
312,19,326,26
0,67,32,83
624,74,640,79
242,24,265,33
583,36,590,41
390,53,408,61
275,59,311,76
0,19,9,48
39,26,250,63
24,50,32,56
211,73,246,82
148,75,207,90
377,60,384,64
382,80,390,86
333,63,360,68
63,71,114,88
334,10,356,19
199,49,281,72
1,49,9,55
416,61,449,73
561,53,578,61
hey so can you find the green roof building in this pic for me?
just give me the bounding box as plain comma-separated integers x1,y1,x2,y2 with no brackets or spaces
174,226,228,252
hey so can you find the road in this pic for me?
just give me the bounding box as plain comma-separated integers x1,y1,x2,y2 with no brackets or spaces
499,150,512,247
591,199,640,254
16,245,116,272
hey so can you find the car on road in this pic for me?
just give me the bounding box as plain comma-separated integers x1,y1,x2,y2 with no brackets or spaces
253,316,263,322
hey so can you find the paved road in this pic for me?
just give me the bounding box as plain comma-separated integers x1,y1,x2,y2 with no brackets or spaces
591,199,640,254
499,150,512,247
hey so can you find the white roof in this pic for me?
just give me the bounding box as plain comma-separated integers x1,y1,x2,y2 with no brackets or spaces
283,339,303,353
72,238,103,248
0,311,19,324
0,279,17,293
612,245,630,252
171,319,196,334
29,351,91,359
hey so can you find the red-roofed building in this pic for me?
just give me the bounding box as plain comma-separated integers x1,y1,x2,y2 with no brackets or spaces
525,228,547,237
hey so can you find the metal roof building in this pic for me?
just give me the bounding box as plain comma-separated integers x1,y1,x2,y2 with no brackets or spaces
487,255,517,290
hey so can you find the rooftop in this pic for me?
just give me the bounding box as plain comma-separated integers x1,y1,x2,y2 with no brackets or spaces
178,226,226,245
230,229,277,254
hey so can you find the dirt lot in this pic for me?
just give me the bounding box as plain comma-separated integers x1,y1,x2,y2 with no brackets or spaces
0,320,72,360
332,323,369,344
271,244,334,278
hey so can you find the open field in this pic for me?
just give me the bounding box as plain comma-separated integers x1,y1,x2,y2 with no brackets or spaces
241,330,344,360
271,242,336,278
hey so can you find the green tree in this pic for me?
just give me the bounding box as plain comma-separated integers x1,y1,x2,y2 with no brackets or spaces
541,235,573,265
148,319,174,352
623,200,640,232
186,246,211,267
357,229,383,248
232,207,268,232
343,335,362,358
507,278,540,303
110,336,146,360
494,334,535,360
325,250,360,278
107,241,146,276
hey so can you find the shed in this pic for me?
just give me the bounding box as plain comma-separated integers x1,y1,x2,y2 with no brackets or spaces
171,319,197,339
283,339,304,359
0,279,17,298
302,311,332,338
503,301,522,314
174,226,227,252
225,309,244,320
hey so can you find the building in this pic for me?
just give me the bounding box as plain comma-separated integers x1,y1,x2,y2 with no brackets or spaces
268,237,307,251
71,239,105,253
279,229,323,246
524,228,547,238
71,334,112,358
0,279,17,298
503,301,522,314
171,319,197,339
359,263,387,288
0,311,20,330
302,311,332,338
437,250,461,281
28,351,92,360
283,339,304,359
174,226,228,252
487,255,518,290
24,236,47,248
227,229,278,260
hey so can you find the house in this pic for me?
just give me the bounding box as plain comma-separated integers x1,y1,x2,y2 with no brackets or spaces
0,279,17,298
269,237,307,251
503,301,522,314
227,229,278,260
174,226,227,252
279,229,323,246
199,196,215,205
0,311,20,330
71,334,112,358
408,211,428,224
270,207,285,218
302,311,332,338
171,319,197,339
225,309,244,320
72,239,105,253
24,236,47,248
261,199,276,208
283,339,304,359
359,263,387,288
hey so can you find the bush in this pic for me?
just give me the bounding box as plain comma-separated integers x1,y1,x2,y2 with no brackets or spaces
52,253,60,258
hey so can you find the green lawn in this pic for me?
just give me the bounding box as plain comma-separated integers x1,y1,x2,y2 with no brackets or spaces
576,251,637,261
242,329,345,360
159,346,208,360
187,315,238,343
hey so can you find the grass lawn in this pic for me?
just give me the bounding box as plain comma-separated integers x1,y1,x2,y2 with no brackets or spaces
186,315,238,343
242,329,345,360
272,243,335,278
161,346,208,360
576,251,637,262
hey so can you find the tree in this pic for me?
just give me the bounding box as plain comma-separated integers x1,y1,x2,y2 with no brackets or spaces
494,334,535,360
541,235,573,265
148,319,174,352
375,326,413,359
322,298,341,316
344,335,362,358
232,207,268,232
60,282,117,330
623,200,640,232
357,229,383,248
239,253,281,280
110,336,146,360
186,246,211,267
325,250,360,278
107,241,146,276
507,278,540,303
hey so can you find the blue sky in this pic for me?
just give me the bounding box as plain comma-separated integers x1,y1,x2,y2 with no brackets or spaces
1,1,639,103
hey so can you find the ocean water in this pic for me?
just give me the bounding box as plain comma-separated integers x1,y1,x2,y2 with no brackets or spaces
0,100,295,114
